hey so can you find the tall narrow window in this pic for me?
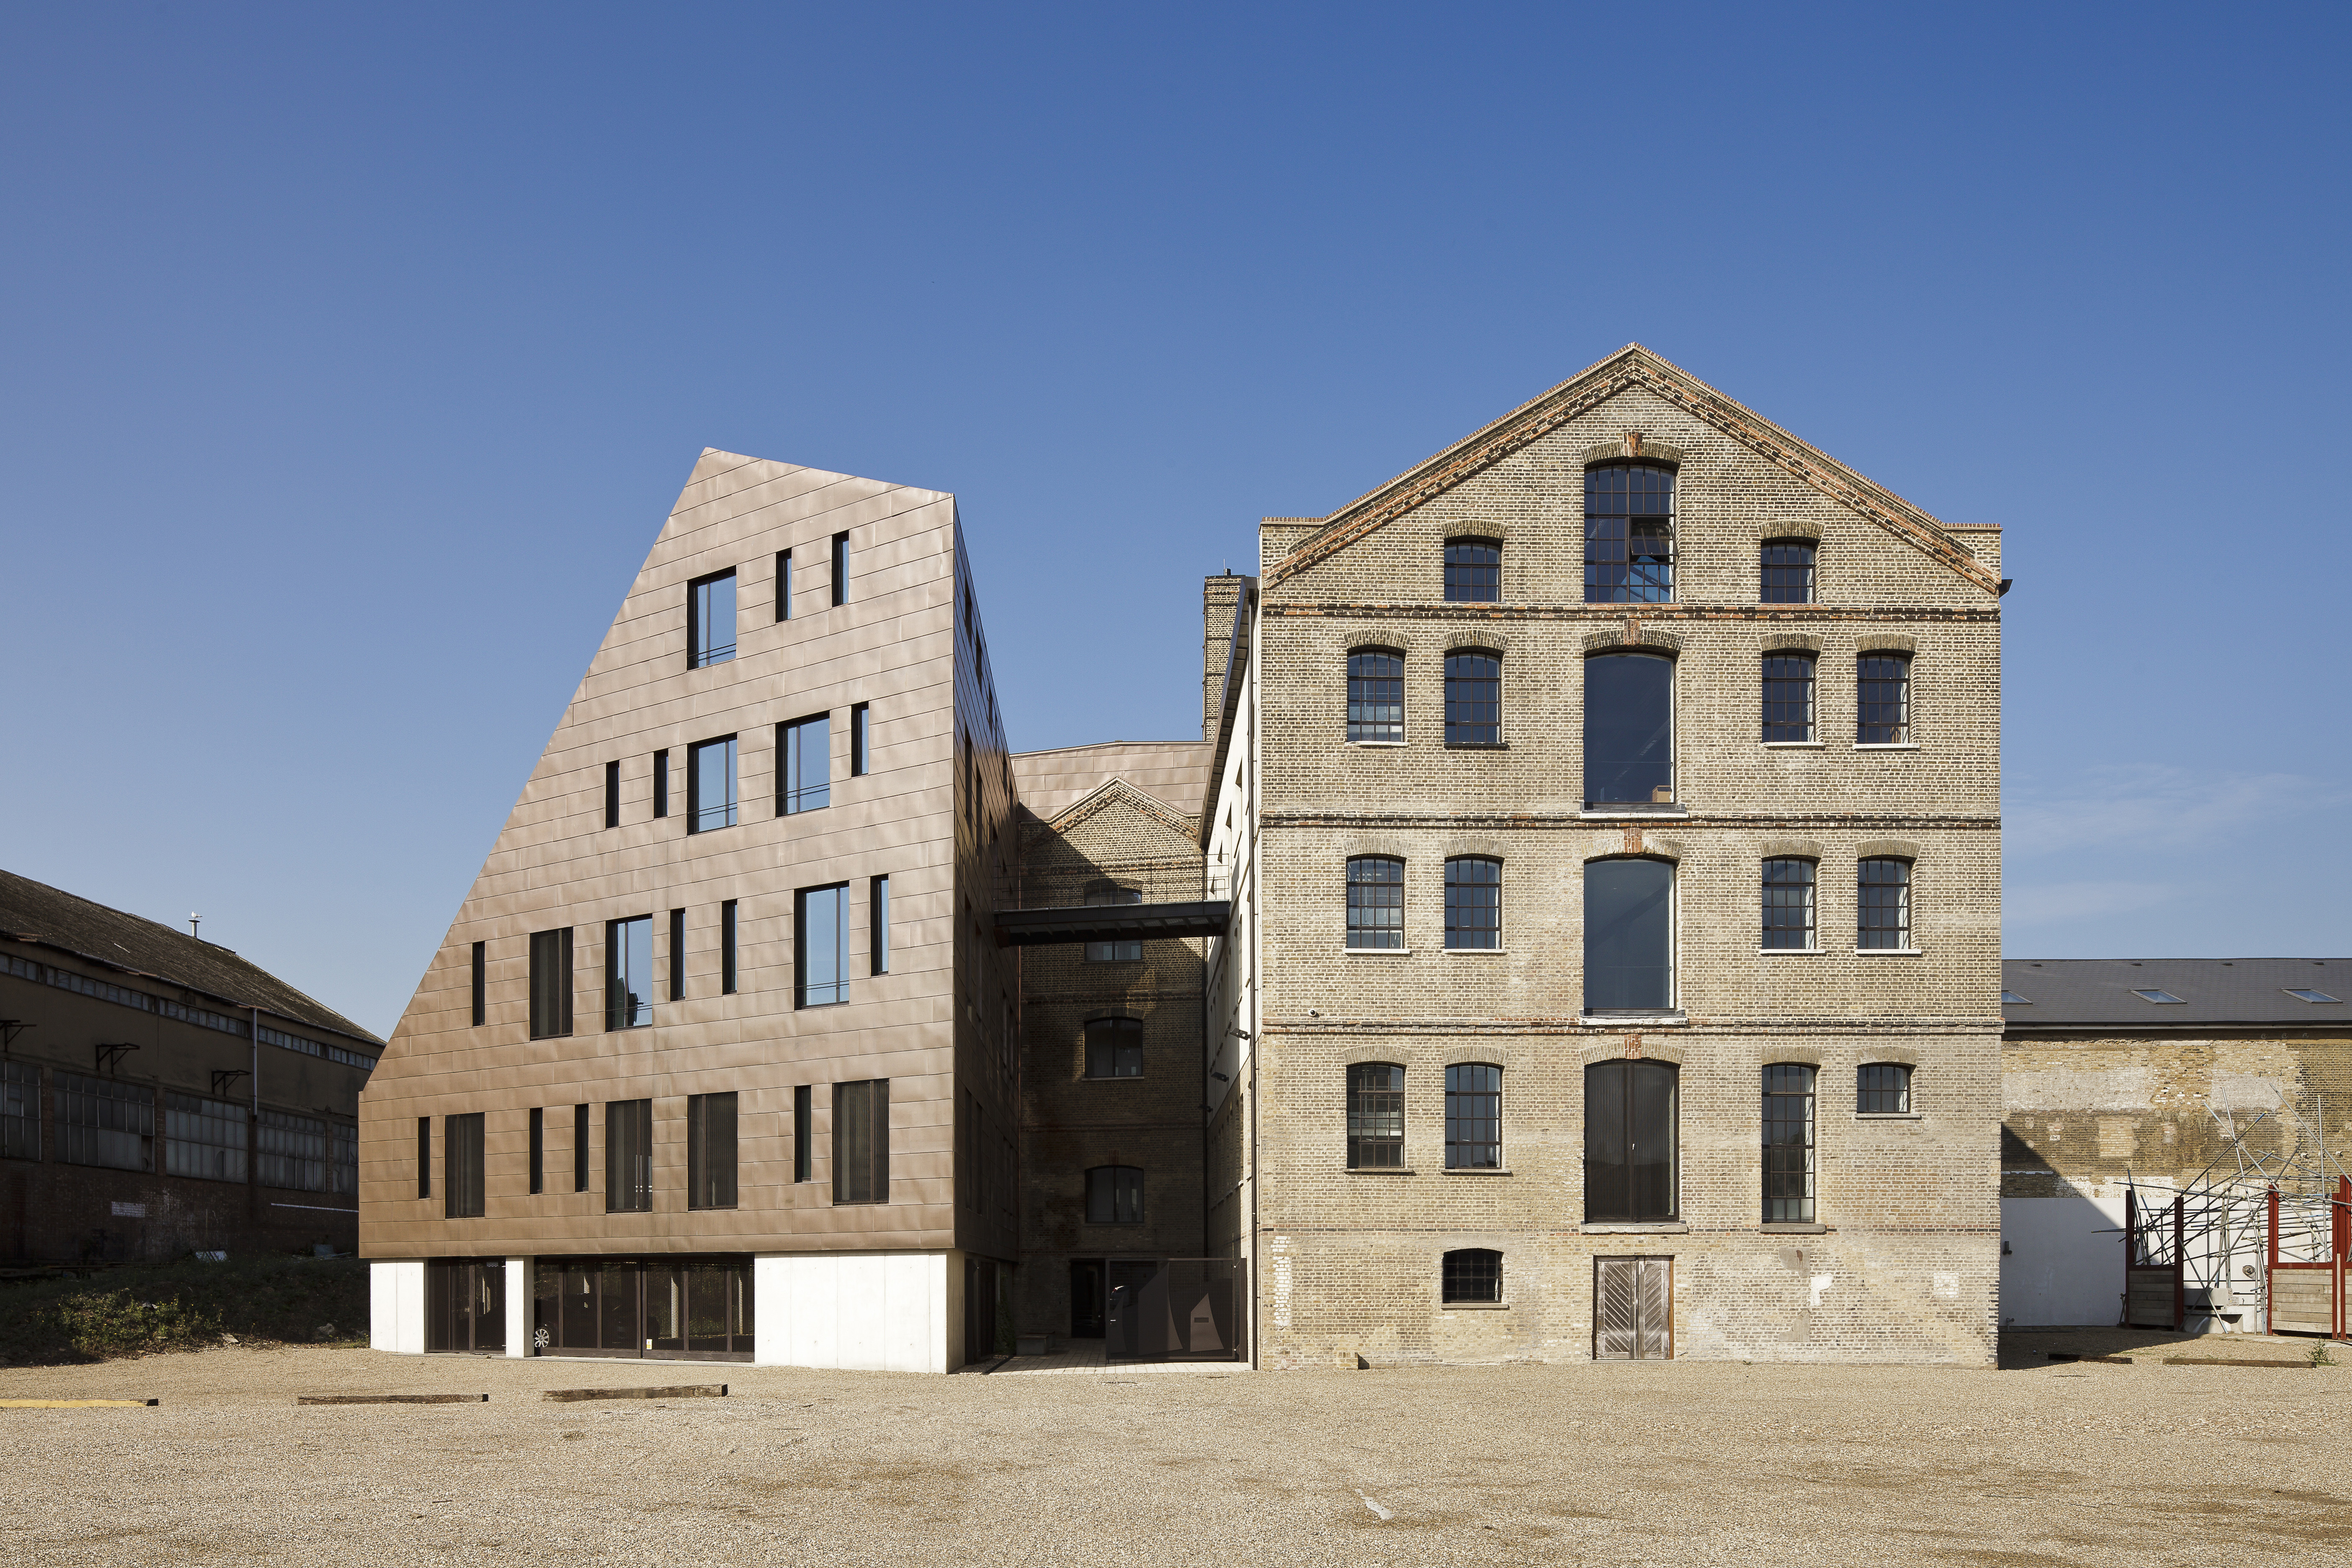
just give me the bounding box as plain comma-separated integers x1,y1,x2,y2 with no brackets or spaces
688,735,738,832
416,1115,430,1199
1444,651,1501,745
1584,1059,1679,1222
778,715,829,815
667,908,686,1001
1761,653,1816,743
1858,1063,1914,1114
1584,858,1672,1012
1083,885,1142,962
1346,1063,1404,1169
687,1092,738,1210
1857,653,1912,744
1345,856,1405,950
607,916,652,1029
793,1084,812,1183
775,549,792,622
1761,858,1817,950
1584,464,1674,603
604,760,620,829
1443,538,1501,601
1762,1065,1816,1223
833,1078,888,1204
606,1099,652,1213
528,1106,544,1195
1442,1248,1502,1304
688,569,736,668
470,940,486,1026
1760,539,1816,603
529,928,573,1039
445,1112,485,1219
1084,1165,1143,1224
1443,856,1501,949
850,702,869,776
573,1103,589,1192
720,900,738,995
1083,1017,1144,1079
1346,650,1404,743
1445,1063,1501,1169
1583,652,1674,805
831,531,849,606
1858,859,1913,949
796,883,849,1007
869,876,890,975
653,750,669,818
0,1061,39,1162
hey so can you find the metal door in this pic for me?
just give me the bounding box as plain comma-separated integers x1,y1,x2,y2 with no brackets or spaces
1106,1261,1159,1361
1594,1256,1671,1360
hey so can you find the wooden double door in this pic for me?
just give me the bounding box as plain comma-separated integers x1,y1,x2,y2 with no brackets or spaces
1594,1256,1672,1360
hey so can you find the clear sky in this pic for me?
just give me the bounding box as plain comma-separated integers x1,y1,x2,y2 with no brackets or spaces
2,3,2345,1038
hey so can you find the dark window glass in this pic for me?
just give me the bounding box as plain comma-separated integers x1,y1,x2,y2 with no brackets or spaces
572,1103,589,1192
1445,1063,1501,1169
850,702,869,776
604,760,619,828
1,1060,40,1162
1762,653,1816,743
606,1099,652,1213
831,531,849,606
607,916,652,1029
1346,650,1404,743
529,928,573,1039
1084,1017,1144,1079
417,1114,431,1198
1442,1248,1502,1304
779,715,829,814
668,908,686,1001
833,1079,888,1204
446,1112,485,1219
1857,654,1912,744
1583,1059,1679,1222
1761,539,1816,603
688,570,736,668
793,1084,812,1183
1583,464,1675,603
1443,539,1501,602
259,1109,329,1192
529,1106,544,1195
470,940,486,1026
775,549,792,621
1583,652,1673,805
1444,651,1501,745
796,884,849,1006
688,1092,738,1210
1346,856,1405,950
1444,857,1501,950
164,1091,247,1183
720,900,738,995
1762,858,1816,950
1858,858,1912,949
653,749,669,818
1762,1065,1815,1223
688,735,738,832
1858,1063,1913,1114
1346,1063,1404,1169
1084,1165,1143,1224
1083,885,1142,962
869,876,890,975
1584,858,1672,1012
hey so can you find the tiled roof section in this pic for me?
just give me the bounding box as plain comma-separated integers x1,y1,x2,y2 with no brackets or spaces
2002,958,2351,1029
1011,741,1215,823
0,867,380,1044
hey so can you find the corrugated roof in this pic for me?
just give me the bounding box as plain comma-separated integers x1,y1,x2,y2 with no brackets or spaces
2002,958,2349,1030
0,867,380,1044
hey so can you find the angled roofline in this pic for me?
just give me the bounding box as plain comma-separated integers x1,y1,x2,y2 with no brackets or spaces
1038,776,1200,841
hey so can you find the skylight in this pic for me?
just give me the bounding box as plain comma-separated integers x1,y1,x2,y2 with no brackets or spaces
2285,988,2342,1004
2131,988,2185,1004
2000,991,2032,1005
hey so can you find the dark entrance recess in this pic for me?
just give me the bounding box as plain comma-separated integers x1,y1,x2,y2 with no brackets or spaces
964,1256,1003,1365
531,1256,753,1362
1104,1258,1244,1363
1069,1259,1106,1338
424,1258,505,1354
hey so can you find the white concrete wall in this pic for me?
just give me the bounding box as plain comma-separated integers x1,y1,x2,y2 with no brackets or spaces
2000,1194,2127,1327
370,1259,424,1353
753,1251,954,1373
505,1258,531,1357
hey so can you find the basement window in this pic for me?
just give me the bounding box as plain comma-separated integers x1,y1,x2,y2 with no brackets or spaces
2130,988,2185,1004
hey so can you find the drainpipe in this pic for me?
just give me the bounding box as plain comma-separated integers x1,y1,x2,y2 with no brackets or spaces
250,1007,261,1221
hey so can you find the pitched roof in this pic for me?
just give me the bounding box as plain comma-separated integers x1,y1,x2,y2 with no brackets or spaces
1011,741,1215,822
2002,958,2351,1031
0,867,379,1044
1265,343,1996,594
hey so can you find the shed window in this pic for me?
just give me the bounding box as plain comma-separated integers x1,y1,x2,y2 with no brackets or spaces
1,1060,38,1162
1444,651,1501,745
1761,1065,1815,1223
1584,858,1673,1012
1346,1063,1403,1169
1443,539,1501,602
57,1072,152,1172
1442,1248,1502,1304
1584,464,1674,603
1584,1059,1678,1223
1347,650,1404,743
165,1092,246,1183
1584,652,1673,805
1346,856,1405,949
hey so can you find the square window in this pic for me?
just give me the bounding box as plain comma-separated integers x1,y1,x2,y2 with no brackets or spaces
1085,1165,1143,1224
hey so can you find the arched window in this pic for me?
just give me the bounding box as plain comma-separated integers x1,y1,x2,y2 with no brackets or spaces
1857,653,1912,744
1761,858,1816,950
1084,1017,1143,1079
1858,1063,1913,1115
1346,856,1404,949
1443,538,1501,602
1585,1059,1678,1223
1441,1248,1502,1304
1583,652,1673,805
1761,538,1816,603
1346,649,1405,743
1443,651,1501,745
1584,858,1672,1012
1346,1063,1403,1169
1584,464,1674,603
1444,1063,1501,1169
1444,857,1501,949
1762,1064,1816,1223
1761,652,1816,743
1084,1165,1143,1224
1858,859,1912,949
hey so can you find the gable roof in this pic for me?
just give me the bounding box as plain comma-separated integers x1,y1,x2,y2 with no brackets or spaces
2002,958,2352,1031
1266,343,1996,594
1032,776,1200,843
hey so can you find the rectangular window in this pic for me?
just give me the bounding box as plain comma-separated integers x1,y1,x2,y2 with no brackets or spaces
794,1083,812,1183
1346,856,1405,950
688,569,737,669
573,1102,590,1192
1762,1065,1816,1223
1857,1063,1913,1115
720,900,739,995
260,1109,330,1193
605,759,620,828
1584,857,1673,1012
796,884,849,1007
1085,1166,1143,1224
1584,1059,1679,1223
469,940,486,1026
688,735,738,833
833,1078,888,1204
1443,1248,1503,1305
445,1112,485,1218
653,749,669,818
1761,539,1816,603
830,531,849,606
1346,1063,1403,1170
529,1106,544,1195
1083,885,1142,962
778,714,830,815
1084,1017,1144,1078
1583,464,1674,603
56,1073,152,1172
417,1114,431,1198
1761,858,1817,950
1,1060,38,1161
1443,539,1501,602
1857,654,1912,744
1858,858,1913,949
687,1091,738,1209
869,876,890,975
850,702,869,776
165,1092,247,1183
775,549,792,622
607,916,653,1028
606,1099,652,1213
529,928,573,1039
332,1122,357,1197
1443,651,1501,745
1761,653,1816,743
1346,650,1404,743
668,908,686,1001
1444,1063,1501,1169
1444,857,1501,950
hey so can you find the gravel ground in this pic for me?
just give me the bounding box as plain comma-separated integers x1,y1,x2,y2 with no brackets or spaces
2,1333,2347,1566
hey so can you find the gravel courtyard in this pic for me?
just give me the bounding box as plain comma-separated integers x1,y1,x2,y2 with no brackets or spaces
3,1334,2346,1566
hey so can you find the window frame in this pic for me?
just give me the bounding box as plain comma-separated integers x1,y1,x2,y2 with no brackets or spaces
470,939,486,1026
1442,649,1502,747
1083,1016,1145,1080
1583,856,1676,1014
604,759,619,829
528,1106,544,1195
1083,1164,1144,1225
687,568,737,670
1857,858,1914,951
1345,856,1406,951
1583,1058,1680,1224
849,702,870,776
833,1078,888,1204
1760,538,1816,604
1345,648,1405,745
653,749,669,818
686,1091,738,1210
605,1098,653,1213
1441,1247,1503,1305
830,531,849,607
777,714,830,815
1346,1063,1404,1170
795,883,850,1008
1082,884,1143,963
793,1083,812,1183
1761,651,1817,744
720,900,738,995
1583,462,1676,604
1857,652,1914,745
1761,1064,1816,1224
1582,650,1675,807
444,1112,485,1219
774,548,792,622
1857,1063,1914,1116
687,734,738,833
528,928,573,1039
869,875,890,975
667,908,686,1001
1761,857,1818,952
1443,856,1501,950
1444,1063,1502,1170
1442,537,1501,603
573,1102,590,1193
606,915,653,1029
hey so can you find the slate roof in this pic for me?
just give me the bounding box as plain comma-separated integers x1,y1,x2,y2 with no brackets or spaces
0,867,380,1045
2002,958,2350,1031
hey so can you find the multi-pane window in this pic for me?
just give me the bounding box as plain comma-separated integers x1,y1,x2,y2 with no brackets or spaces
2,1060,38,1161
1444,857,1501,949
1857,653,1912,743
869,876,890,975
1084,1165,1143,1224
1443,538,1501,601
778,714,830,814
1346,1063,1404,1169
833,1078,888,1204
1584,1059,1679,1223
688,735,738,832
1443,651,1501,745
1583,652,1673,805
796,883,849,1007
830,531,849,606
529,928,573,1038
1761,1065,1816,1223
165,1092,246,1182
260,1108,331,1193
470,939,486,1026
56,1073,151,1171
1762,653,1816,742
1761,858,1817,950
850,702,870,776
444,1112,485,1218
1346,650,1404,743
1858,858,1913,949
688,570,736,668
1441,1248,1502,1304
607,916,653,1029
1444,1063,1501,1170
606,1099,652,1213
333,1121,358,1197
1084,1017,1143,1079
1083,885,1142,963
1345,856,1405,950
1583,464,1674,603
1858,1063,1914,1114
720,900,739,995
1584,858,1673,1012
687,1092,738,1210
1760,539,1816,603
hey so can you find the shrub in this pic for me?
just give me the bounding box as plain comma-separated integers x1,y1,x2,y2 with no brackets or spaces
0,1254,368,1365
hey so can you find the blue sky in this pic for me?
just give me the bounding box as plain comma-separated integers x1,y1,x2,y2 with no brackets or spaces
2,3,2345,1037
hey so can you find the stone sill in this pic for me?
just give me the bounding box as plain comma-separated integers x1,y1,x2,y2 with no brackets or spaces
1759,1222,1830,1234
1581,1222,1688,1234
1444,946,1506,955
1852,949,1924,957
1762,741,1826,749
1345,947,1411,956
1443,1167,1511,1176
1581,1011,1687,1026
1758,948,1823,955
1578,804,1688,820
1344,740,1406,748
1440,1301,1510,1311
1349,1167,1416,1175
1857,1112,1924,1122
1854,743,1920,751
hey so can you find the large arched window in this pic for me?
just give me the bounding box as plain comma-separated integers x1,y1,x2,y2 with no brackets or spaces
1761,652,1816,743
1084,1165,1144,1225
1585,1059,1678,1222
1346,1063,1404,1169
1583,652,1673,806
1584,858,1672,1013
1442,1248,1502,1304
1346,856,1405,949
1444,1063,1501,1169
1444,856,1501,949
1760,539,1816,603
1346,649,1405,743
1443,538,1501,602
1444,651,1501,745
1584,464,1674,603
1762,1064,1816,1223
1084,1016,1143,1079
